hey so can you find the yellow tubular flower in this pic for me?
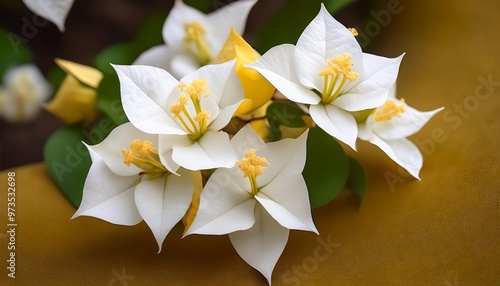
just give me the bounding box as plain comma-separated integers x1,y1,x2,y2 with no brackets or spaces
45,59,103,124
214,28,275,116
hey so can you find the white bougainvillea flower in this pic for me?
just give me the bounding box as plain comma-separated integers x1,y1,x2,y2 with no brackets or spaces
248,4,404,150
358,86,444,179
22,0,74,32
113,60,245,172
185,125,317,285
0,64,51,123
134,0,256,79
72,122,194,252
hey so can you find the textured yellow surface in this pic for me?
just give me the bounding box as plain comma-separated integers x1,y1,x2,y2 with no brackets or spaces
1,0,500,285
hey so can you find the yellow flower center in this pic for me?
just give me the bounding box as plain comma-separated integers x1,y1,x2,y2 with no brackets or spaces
374,99,406,122
236,149,270,196
318,53,359,104
170,79,211,141
121,139,168,179
348,28,358,36
183,21,212,65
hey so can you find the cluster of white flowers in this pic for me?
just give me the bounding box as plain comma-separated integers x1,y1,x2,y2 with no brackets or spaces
73,1,442,284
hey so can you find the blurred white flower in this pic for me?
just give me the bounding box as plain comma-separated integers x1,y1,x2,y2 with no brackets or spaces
22,0,74,32
0,64,51,123
134,0,256,79
358,86,444,179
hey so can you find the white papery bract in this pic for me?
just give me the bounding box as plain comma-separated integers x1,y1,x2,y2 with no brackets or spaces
358,86,444,179
22,0,74,32
0,64,51,122
72,122,194,252
185,125,318,285
113,60,245,172
248,4,403,150
134,0,257,79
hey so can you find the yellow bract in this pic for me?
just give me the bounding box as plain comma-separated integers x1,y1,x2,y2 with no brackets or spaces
182,170,204,235
374,99,406,122
45,59,102,124
214,28,275,116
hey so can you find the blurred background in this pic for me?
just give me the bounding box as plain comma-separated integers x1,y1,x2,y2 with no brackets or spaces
0,0,375,170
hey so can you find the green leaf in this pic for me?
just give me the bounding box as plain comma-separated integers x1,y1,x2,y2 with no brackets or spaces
133,13,167,52
303,127,349,208
96,73,128,126
345,157,367,203
266,102,307,128
184,0,214,12
44,117,121,207
253,0,353,54
44,125,92,207
0,27,32,79
94,43,139,74
267,117,282,142
46,65,66,91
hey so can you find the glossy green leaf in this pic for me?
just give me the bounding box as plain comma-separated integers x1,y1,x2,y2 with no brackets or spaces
44,118,121,207
96,73,128,126
253,0,354,53
267,117,282,142
267,102,307,128
345,157,367,203
0,27,32,79
44,125,92,207
303,126,349,208
94,43,139,75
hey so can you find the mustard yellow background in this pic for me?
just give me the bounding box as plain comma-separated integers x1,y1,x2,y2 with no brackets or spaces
1,0,499,285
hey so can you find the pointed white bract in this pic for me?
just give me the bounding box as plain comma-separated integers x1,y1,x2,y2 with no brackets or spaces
357,86,444,179
113,60,245,172
22,0,74,32
134,0,257,79
72,122,194,251
185,125,318,284
248,4,403,150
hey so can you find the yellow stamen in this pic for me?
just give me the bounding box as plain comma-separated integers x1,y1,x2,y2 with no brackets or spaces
348,28,358,36
172,79,212,141
169,95,189,117
318,53,359,104
183,21,212,65
236,149,270,195
374,99,406,122
178,79,210,102
194,110,210,122
121,139,168,179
